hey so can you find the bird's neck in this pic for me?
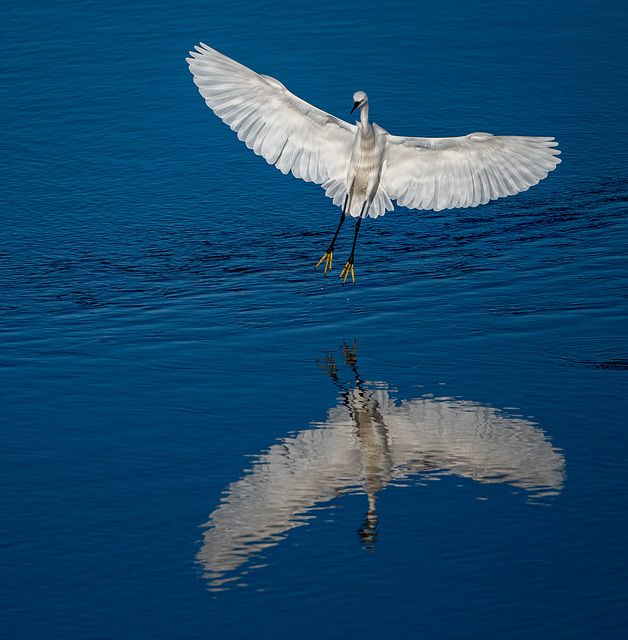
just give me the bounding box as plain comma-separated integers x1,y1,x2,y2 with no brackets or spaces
359,103,370,129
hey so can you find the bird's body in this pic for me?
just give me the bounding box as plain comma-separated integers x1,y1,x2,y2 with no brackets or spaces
187,43,560,283
346,99,388,214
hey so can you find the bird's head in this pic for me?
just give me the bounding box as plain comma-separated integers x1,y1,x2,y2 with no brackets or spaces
351,91,368,115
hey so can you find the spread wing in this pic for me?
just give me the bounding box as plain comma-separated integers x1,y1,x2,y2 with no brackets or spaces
381,132,561,211
187,43,356,185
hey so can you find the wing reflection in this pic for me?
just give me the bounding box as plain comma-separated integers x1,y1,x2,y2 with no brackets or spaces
197,343,564,590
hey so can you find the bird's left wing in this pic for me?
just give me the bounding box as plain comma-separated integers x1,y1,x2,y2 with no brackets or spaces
381,132,561,212
187,43,356,185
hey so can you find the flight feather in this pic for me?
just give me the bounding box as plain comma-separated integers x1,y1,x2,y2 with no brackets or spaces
187,43,356,186
381,132,560,212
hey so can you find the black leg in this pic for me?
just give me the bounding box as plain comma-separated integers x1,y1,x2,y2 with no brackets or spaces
328,197,349,251
315,195,349,275
340,202,367,285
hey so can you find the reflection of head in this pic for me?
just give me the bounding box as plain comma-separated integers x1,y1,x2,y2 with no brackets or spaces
358,499,379,551
197,347,564,590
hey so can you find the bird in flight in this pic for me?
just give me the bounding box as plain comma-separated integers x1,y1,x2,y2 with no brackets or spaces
187,44,560,284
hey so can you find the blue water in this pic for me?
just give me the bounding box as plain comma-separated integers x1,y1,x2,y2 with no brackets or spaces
2,0,627,638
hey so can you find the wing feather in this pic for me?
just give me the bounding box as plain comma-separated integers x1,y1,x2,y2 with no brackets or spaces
382,133,560,212
187,43,356,186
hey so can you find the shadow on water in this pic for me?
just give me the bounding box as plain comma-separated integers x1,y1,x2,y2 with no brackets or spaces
196,343,565,591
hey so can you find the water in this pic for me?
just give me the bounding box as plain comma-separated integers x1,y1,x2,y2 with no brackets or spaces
2,0,627,638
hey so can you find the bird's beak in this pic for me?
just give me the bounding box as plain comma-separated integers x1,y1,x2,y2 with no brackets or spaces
350,101,360,115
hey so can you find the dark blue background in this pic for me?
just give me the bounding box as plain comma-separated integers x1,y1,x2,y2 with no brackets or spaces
2,1,627,638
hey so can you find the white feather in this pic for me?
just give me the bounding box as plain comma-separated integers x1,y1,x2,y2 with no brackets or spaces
187,44,561,279
381,133,560,212
187,44,560,219
187,43,356,188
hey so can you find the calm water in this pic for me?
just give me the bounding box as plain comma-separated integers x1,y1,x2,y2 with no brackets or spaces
2,0,627,638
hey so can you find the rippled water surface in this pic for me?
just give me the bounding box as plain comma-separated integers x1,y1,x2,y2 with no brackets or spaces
2,1,627,638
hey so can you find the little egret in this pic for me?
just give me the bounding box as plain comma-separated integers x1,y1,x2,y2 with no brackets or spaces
187,44,561,283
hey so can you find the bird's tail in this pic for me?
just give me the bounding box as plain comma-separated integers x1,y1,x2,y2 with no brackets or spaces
322,177,393,219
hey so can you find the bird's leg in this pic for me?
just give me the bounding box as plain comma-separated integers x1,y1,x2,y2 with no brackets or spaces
340,203,367,285
315,195,349,275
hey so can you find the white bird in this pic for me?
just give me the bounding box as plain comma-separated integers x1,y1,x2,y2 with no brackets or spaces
187,44,561,284
197,344,564,589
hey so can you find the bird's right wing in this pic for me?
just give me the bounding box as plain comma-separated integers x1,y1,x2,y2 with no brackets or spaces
187,43,356,185
381,132,561,211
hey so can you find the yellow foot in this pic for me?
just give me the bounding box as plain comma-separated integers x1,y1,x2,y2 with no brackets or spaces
341,341,357,366
315,250,333,275
339,261,355,285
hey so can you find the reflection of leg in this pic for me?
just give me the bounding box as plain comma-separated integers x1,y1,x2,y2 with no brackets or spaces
339,203,367,285
316,352,340,383
341,341,357,368
315,195,348,275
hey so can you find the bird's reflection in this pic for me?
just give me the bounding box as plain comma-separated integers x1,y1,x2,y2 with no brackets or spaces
197,343,565,590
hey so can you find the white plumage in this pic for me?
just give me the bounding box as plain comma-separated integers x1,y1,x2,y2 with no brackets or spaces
197,350,564,588
187,43,560,282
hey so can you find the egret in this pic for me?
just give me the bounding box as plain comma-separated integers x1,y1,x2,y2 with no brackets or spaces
198,344,564,587
187,44,561,284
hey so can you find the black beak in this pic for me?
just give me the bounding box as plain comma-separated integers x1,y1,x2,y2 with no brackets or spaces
350,101,360,115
